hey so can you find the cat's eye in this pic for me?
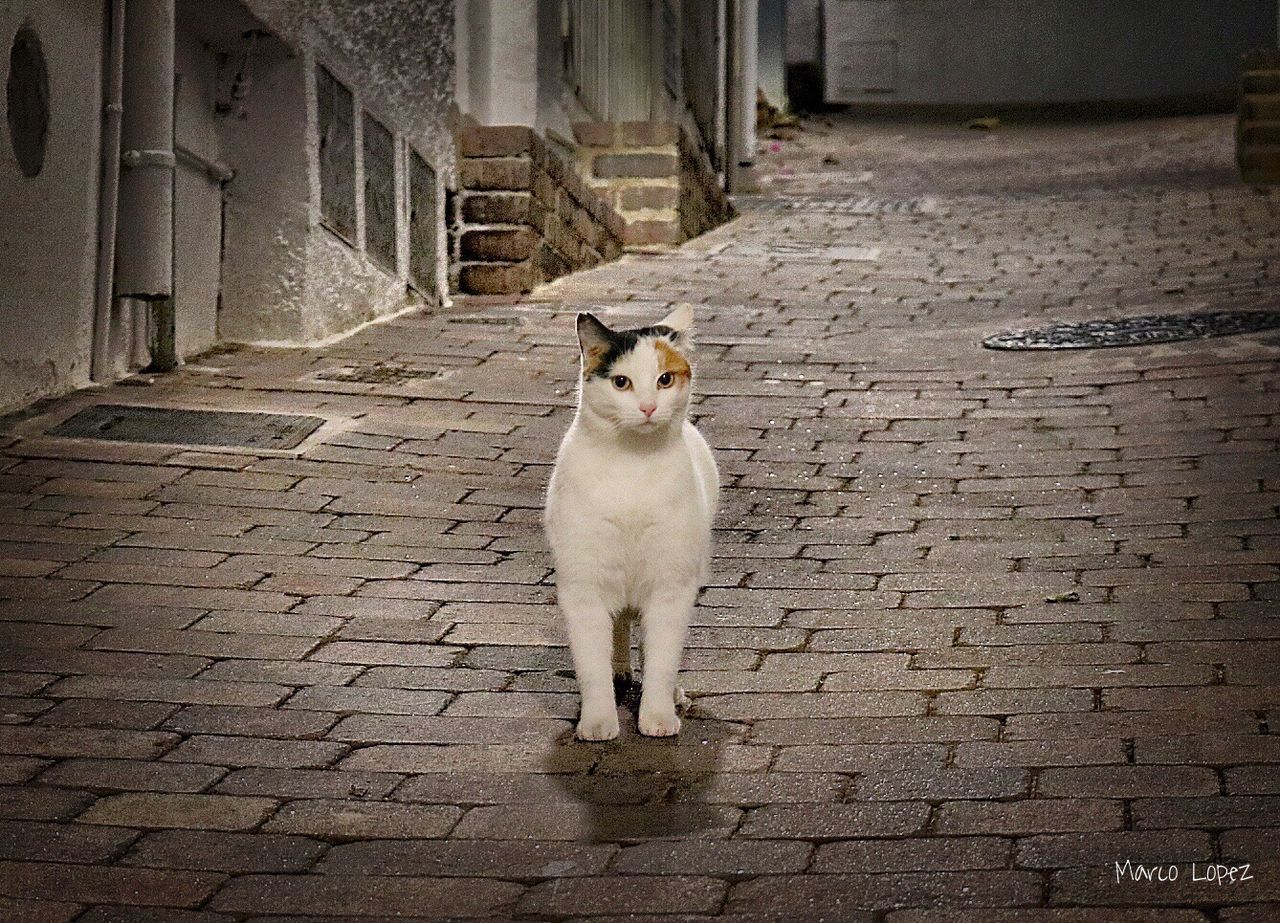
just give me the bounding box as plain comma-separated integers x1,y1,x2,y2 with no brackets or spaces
611,375,631,390
657,372,675,388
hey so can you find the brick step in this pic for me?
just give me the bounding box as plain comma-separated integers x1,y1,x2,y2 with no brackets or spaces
1242,93,1280,121
1238,142,1280,183
1242,69,1280,94
460,227,537,262
1237,120,1280,145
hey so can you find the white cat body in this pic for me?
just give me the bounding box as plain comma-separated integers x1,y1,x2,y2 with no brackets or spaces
544,305,718,739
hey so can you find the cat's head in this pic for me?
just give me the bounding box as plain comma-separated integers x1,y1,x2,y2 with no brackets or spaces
574,304,696,433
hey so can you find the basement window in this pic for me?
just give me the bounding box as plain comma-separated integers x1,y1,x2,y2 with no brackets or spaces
408,146,437,296
6,27,50,178
316,64,355,241
363,112,397,272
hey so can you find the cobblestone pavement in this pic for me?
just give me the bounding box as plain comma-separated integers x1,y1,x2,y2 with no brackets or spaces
2,113,1280,921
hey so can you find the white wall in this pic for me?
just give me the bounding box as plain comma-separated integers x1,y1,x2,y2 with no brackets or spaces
461,0,538,126
174,21,223,357
823,0,1278,106
0,1,105,414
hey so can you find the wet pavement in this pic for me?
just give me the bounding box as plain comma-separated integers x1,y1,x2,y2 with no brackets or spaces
1,112,1279,920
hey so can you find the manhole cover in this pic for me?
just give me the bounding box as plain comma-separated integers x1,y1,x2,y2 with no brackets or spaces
735,194,943,216
709,241,881,262
49,405,324,449
983,311,1280,350
449,315,522,326
312,363,440,384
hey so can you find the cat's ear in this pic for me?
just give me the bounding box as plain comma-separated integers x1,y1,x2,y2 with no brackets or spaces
576,313,613,374
576,312,613,352
659,303,695,333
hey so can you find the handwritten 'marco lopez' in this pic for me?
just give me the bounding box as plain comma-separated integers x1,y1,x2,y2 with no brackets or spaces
1114,861,1254,885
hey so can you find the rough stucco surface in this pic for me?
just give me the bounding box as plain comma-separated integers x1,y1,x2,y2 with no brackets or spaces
244,0,455,181
217,0,455,345
0,0,105,414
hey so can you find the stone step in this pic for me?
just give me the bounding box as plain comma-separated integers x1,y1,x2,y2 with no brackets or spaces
1238,142,1280,184
1237,120,1280,145
1243,93,1280,121
1242,69,1280,94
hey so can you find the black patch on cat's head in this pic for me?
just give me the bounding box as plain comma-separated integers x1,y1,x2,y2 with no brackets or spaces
576,313,683,379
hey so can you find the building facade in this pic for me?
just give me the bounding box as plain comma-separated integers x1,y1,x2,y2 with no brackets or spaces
0,0,455,414
0,0,750,415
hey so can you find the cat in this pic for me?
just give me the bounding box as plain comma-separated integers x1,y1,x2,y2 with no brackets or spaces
544,304,719,740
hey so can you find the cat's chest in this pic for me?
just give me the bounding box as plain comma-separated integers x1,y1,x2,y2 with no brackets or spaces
572,449,690,523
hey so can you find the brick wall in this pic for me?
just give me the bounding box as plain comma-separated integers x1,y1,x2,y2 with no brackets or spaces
678,124,736,241
454,124,625,295
573,121,734,248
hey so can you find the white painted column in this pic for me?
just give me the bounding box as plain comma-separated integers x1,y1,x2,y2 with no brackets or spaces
727,0,758,188
465,0,538,126
740,0,758,163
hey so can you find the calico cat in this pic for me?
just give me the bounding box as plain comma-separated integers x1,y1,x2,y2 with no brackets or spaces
544,305,719,740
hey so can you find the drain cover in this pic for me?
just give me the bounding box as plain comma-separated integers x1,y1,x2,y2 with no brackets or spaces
735,194,943,216
312,362,439,385
449,315,522,326
709,241,881,262
983,311,1280,350
50,405,324,449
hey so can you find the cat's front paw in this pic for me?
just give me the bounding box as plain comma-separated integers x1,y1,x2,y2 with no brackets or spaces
576,707,620,741
638,707,681,737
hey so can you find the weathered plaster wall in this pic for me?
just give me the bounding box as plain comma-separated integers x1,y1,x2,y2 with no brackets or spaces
216,39,312,344
173,21,223,357
0,0,104,414
222,0,455,345
244,0,455,180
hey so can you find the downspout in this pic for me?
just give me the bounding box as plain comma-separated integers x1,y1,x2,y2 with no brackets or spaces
91,0,126,383
727,0,758,193
115,0,177,371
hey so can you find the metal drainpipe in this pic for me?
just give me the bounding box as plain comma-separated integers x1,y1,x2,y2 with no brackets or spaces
91,0,127,383
115,0,177,372
726,0,758,193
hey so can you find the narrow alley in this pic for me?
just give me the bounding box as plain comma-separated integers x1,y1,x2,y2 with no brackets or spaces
2,112,1279,920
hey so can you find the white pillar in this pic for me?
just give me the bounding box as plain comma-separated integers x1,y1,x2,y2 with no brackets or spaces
728,0,758,181
742,0,759,164
465,0,538,126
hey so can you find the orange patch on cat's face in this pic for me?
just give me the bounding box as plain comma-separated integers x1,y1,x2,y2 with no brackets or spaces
582,345,608,377
654,340,691,380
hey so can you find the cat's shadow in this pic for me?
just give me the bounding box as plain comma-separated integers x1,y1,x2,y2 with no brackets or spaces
545,678,745,844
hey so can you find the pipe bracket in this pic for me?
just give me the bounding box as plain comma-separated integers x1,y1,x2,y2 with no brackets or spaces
121,148,177,169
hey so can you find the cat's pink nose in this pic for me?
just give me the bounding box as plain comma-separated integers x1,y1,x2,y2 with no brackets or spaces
640,403,657,417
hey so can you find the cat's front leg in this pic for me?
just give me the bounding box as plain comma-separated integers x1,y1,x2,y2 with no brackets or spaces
559,585,620,741
637,585,696,737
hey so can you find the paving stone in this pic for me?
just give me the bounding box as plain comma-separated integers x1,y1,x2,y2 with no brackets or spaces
262,799,461,839
613,840,813,876
812,836,1012,873
453,803,742,842
38,758,226,793
162,735,349,769
0,819,138,862
319,838,616,877
122,829,324,872
207,873,523,917
0,859,223,907
213,768,402,800
727,871,1043,914
518,875,727,916
1,111,1277,918
77,793,277,831
738,803,930,839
